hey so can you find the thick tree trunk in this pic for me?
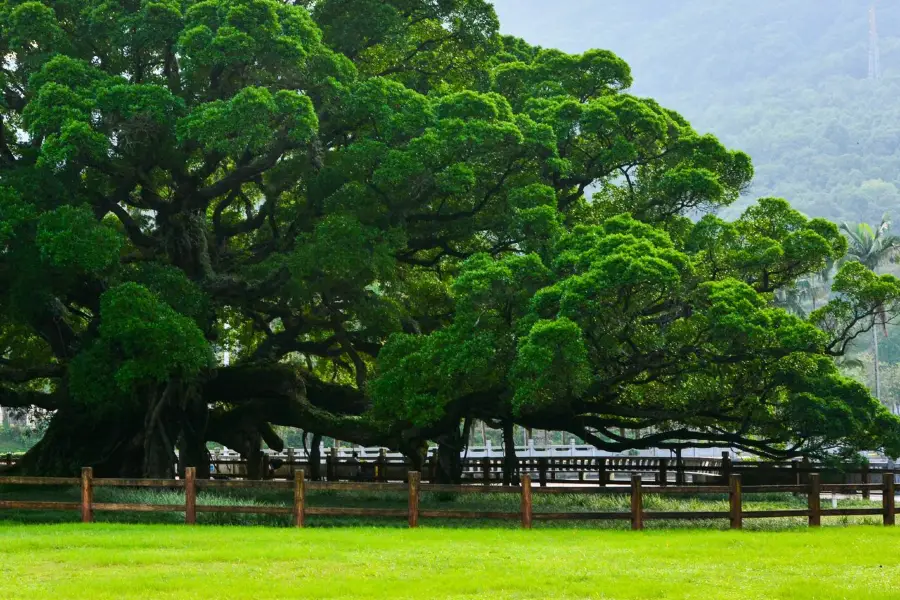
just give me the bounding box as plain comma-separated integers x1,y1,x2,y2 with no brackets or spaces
17,363,413,478
176,384,211,478
245,436,264,480
435,420,469,484
15,401,146,477
405,441,427,474
308,433,322,480
502,420,518,485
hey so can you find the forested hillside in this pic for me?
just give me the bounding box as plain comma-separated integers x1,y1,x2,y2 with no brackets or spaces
492,0,900,224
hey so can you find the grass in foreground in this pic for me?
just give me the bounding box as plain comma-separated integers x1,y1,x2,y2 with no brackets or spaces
1,524,899,599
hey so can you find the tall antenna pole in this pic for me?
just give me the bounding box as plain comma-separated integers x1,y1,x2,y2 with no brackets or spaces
869,4,882,80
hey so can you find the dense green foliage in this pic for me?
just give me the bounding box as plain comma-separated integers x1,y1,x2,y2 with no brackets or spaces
2,0,900,478
492,0,900,225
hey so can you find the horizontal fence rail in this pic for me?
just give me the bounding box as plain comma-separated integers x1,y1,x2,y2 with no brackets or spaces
0,468,896,530
178,453,899,491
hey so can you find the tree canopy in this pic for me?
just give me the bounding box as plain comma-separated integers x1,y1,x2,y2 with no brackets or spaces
2,0,900,479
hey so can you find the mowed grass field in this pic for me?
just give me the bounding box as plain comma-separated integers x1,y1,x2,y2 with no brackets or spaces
0,524,898,600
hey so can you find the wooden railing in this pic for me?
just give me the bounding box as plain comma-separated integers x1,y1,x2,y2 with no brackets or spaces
4,451,891,492
0,468,895,530
203,453,891,491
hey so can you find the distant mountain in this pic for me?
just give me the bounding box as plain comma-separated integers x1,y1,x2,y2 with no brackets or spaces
491,0,900,224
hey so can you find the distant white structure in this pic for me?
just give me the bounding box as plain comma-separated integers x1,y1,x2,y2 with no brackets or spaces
212,440,741,462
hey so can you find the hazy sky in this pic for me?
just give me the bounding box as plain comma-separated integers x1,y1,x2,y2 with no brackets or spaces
486,1,883,127
487,1,695,99
488,0,699,115
490,1,591,53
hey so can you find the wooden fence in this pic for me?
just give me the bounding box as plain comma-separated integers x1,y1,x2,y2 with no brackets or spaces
203,452,889,490
4,451,891,492
0,468,895,530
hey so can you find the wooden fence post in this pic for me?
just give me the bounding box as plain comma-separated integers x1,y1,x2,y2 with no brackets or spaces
294,469,306,528
883,470,895,527
862,464,871,500
521,473,533,530
808,473,821,527
598,457,607,487
81,467,93,524
729,474,742,530
408,471,420,528
538,457,548,488
185,466,197,525
630,474,643,531
658,458,668,487
481,457,491,487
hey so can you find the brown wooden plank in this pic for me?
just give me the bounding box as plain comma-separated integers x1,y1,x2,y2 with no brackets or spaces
819,508,883,517
92,503,186,513
196,479,292,490
631,474,643,531
729,474,742,530
521,473,532,530
185,467,196,525
420,484,521,494
742,485,807,493
808,473,821,527
640,486,729,494
643,511,730,520
533,512,630,521
196,505,292,515
81,467,93,523
307,482,408,492
0,477,80,486
884,471,895,526
94,479,185,488
304,507,408,517
0,500,81,511
532,486,627,495
742,509,810,518
294,469,305,528
419,510,520,520
408,471,420,528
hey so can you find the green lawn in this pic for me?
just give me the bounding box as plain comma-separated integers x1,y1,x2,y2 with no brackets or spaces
0,525,898,599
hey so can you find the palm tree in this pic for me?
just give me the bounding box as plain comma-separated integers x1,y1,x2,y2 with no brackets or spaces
839,214,900,400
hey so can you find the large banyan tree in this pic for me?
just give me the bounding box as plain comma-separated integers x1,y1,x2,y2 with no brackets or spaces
3,0,900,479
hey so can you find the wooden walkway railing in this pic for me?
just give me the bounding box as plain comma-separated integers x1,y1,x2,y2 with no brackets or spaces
3,451,891,493
0,468,895,529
